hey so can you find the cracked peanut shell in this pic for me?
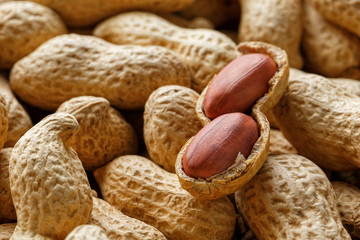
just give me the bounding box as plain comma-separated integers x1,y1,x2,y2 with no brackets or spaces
10,34,191,111
94,155,236,240
236,154,351,240
176,41,289,199
93,11,238,93
9,113,93,239
57,96,138,171
144,85,202,173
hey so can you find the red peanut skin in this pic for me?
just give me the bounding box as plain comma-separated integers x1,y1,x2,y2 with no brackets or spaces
203,53,277,119
182,112,258,178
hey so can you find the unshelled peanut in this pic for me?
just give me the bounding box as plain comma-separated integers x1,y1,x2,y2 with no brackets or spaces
144,85,202,173
0,148,15,223
9,113,93,239
0,94,8,150
0,223,16,240
57,96,138,171
236,154,351,239
10,34,191,111
65,225,109,240
94,155,236,240
93,11,238,93
269,129,297,155
0,1,67,69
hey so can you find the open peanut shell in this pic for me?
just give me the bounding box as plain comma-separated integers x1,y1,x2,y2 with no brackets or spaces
175,41,289,199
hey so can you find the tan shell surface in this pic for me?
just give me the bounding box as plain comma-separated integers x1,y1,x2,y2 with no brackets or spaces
94,155,236,240
57,96,138,171
269,129,297,155
238,0,303,68
273,73,360,171
93,11,238,93
0,1,67,69
65,225,109,240
236,154,351,240
9,113,93,240
0,148,15,223
18,0,195,27
0,94,8,150
308,0,360,38
332,181,360,238
0,223,16,240
10,34,190,111
158,14,214,29
90,197,166,240
176,41,289,199
144,85,202,173
0,75,32,147
302,1,360,78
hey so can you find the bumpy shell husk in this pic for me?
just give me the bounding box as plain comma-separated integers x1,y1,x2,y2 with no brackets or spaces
0,223,16,240
238,0,303,68
0,1,67,69
176,41,289,199
236,154,351,240
332,181,360,238
144,85,202,173
57,96,138,171
10,34,191,111
65,225,109,240
0,148,16,223
307,0,360,38
273,73,360,171
269,129,297,155
0,93,8,150
0,74,32,147
9,113,93,240
89,197,166,240
93,11,238,93
17,0,195,27
94,155,236,240
302,1,360,78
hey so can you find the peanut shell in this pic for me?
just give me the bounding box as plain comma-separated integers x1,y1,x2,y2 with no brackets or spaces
0,94,8,150
0,74,32,147
65,225,109,240
236,154,351,240
238,0,303,68
0,1,67,69
273,73,360,171
302,1,360,78
0,148,15,223
57,96,138,171
332,181,360,238
93,11,238,93
144,85,202,173
176,41,289,199
94,155,236,240
89,197,166,240
0,223,16,240
10,34,191,111
269,129,297,155
9,113,93,239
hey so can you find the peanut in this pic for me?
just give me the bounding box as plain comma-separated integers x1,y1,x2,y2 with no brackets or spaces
65,225,109,240
90,197,166,240
158,14,214,29
0,1,67,69
0,148,16,223
10,34,191,111
0,94,8,150
269,129,297,155
273,73,360,171
307,0,360,37
56,96,138,171
94,155,236,240
144,85,202,173
332,181,360,238
93,11,238,93
9,113,93,239
238,0,303,68
302,1,360,78
236,154,351,239
182,112,258,179
202,53,277,119
0,74,32,147
0,223,16,240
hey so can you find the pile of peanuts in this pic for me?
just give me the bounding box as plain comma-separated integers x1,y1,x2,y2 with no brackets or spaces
0,0,360,239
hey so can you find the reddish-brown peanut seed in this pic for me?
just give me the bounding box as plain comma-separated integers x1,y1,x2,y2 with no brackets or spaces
202,53,277,119
182,112,258,178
